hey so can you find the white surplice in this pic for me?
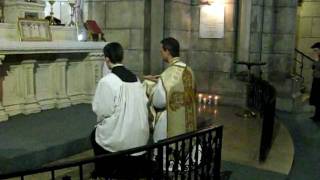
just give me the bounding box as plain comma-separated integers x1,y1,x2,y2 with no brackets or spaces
92,73,149,154
151,80,167,142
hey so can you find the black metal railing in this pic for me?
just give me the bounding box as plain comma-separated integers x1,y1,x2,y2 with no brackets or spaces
0,125,223,180
293,48,316,82
248,77,276,162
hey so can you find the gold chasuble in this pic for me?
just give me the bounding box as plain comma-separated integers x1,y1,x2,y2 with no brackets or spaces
158,58,197,138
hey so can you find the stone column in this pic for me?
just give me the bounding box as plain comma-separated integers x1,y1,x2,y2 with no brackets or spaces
150,0,164,74
0,55,8,122
55,58,71,108
21,60,40,114
237,0,252,63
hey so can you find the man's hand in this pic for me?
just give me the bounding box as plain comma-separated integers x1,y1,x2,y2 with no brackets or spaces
144,75,160,82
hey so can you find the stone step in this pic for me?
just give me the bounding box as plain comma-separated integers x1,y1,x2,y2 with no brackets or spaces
0,104,96,174
276,93,314,113
271,76,303,98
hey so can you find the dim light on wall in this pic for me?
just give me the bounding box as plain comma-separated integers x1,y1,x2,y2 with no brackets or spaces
199,0,225,38
200,0,224,5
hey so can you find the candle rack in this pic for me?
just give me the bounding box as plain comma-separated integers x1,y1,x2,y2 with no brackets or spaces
197,93,219,106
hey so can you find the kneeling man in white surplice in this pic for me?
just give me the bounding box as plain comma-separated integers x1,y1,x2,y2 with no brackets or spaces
90,42,149,176
144,37,197,143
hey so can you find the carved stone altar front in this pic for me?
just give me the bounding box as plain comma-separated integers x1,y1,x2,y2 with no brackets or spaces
0,0,108,122
0,29,106,122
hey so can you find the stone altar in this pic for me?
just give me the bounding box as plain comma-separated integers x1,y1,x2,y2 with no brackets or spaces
3,0,45,24
0,20,106,122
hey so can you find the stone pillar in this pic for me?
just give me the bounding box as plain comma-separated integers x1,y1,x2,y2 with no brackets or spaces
87,53,104,91
0,55,8,122
80,53,104,103
55,58,71,108
237,0,252,63
150,0,164,74
21,60,40,114
67,61,83,105
35,63,56,110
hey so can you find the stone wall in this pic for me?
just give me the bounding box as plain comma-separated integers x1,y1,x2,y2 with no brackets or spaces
84,0,150,78
82,0,299,109
164,0,245,106
247,0,298,110
297,0,320,55
249,0,297,80
296,0,320,91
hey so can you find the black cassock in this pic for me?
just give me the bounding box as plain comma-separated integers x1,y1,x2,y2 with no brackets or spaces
310,78,320,106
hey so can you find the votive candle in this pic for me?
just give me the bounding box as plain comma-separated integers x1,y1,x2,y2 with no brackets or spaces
208,95,213,105
203,97,207,104
214,95,219,106
198,93,203,104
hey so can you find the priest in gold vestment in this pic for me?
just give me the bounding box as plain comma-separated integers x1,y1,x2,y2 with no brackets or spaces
144,37,197,142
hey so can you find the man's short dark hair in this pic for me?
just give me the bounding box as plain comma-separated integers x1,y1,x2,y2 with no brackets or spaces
160,37,180,57
103,42,124,63
311,42,320,49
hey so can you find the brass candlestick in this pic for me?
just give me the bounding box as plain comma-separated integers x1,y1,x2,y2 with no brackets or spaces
68,2,75,26
48,0,55,25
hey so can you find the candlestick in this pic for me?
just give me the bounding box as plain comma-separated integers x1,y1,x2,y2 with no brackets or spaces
208,95,212,105
213,109,218,118
198,93,203,104
198,106,202,113
203,104,207,111
214,95,219,106
68,1,76,26
203,97,207,104
48,0,56,25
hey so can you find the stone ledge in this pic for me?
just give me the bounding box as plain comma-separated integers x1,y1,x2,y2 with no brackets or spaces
0,41,106,55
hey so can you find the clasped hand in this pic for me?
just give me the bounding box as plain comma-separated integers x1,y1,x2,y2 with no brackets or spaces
144,75,160,82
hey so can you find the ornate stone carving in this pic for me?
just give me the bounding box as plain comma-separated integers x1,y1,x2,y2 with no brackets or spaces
55,58,71,108
0,54,8,122
35,62,56,110
21,60,41,114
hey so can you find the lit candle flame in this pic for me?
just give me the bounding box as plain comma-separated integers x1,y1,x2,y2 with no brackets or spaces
198,93,203,103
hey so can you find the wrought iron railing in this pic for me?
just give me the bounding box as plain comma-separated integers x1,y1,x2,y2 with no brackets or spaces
293,48,316,82
0,125,223,180
248,77,276,162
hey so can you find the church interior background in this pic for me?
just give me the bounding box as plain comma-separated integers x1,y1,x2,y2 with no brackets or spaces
0,0,319,179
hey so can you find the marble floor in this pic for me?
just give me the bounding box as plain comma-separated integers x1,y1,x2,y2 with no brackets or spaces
5,105,294,180
49,105,294,177
199,105,294,175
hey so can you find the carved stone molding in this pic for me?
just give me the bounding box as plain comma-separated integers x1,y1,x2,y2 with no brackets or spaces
86,53,104,97
21,60,41,114
0,41,106,55
0,55,4,65
55,58,71,108
0,41,106,122
67,61,84,105
35,62,56,110
0,54,8,122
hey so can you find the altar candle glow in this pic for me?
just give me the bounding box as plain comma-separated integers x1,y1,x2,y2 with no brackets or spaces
214,95,219,106
198,93,203,103
203,97,207,104
214,109,218,115
208,95,213,105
